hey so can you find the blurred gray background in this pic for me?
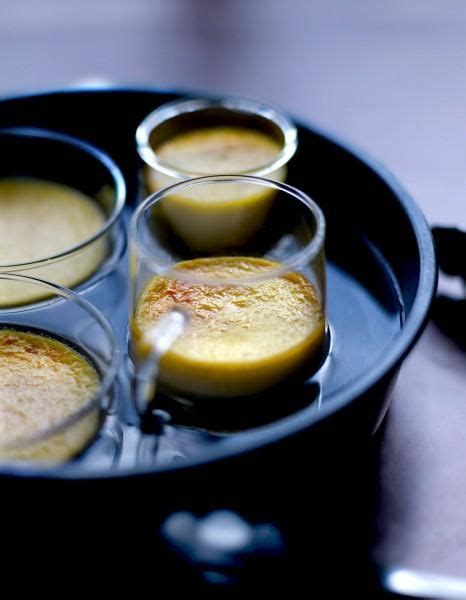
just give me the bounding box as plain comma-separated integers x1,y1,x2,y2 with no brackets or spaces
2,0,465,227
1,0,466,578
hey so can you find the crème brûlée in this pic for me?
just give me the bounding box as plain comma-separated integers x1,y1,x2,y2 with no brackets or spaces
132,257,325,398
0,178,107,306
145,127,286,251
0,329,100,462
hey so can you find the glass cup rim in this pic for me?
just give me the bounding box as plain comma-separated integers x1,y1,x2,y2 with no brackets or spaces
135,97,298,180
130,174,326,286
0,272,119,452
0,127,126,271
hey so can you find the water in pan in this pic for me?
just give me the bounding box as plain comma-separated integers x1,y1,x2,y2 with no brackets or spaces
70,222,403,472
0,90,406,475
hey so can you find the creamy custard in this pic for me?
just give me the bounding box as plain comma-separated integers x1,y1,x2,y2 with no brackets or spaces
152,127,283,174
0,329,100,462
133,257,325,398
0,178,107,306
145,127,286,251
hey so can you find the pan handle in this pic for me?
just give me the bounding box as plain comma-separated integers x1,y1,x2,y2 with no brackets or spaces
160,509,284,588
374,564,466,599
160,509,466,597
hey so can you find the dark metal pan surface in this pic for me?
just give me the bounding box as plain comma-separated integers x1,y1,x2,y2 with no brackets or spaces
0,88,436,481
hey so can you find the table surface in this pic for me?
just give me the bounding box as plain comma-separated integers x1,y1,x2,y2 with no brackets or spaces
2,0,466,580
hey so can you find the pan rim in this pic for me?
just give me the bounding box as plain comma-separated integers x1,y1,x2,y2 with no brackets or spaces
0,86,437,481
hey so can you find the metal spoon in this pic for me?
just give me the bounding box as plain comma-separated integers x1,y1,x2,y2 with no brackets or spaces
133,308,189,463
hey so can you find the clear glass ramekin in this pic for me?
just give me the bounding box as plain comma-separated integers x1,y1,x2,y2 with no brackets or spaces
0,273,118,464
136,97,298,196
0,128,126,307
130,175,326,406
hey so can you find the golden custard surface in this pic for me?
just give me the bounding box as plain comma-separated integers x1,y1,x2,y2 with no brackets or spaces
155,127,282,174
0,178,107,305
133,257,325,397
0,178,105,264
0,329,100,461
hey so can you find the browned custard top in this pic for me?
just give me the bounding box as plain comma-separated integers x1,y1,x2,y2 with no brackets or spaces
133,257,325,397
0,329,100,461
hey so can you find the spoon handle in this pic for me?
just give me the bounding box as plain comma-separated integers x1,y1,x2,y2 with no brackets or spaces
132,309,188,464
133,308,188,417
